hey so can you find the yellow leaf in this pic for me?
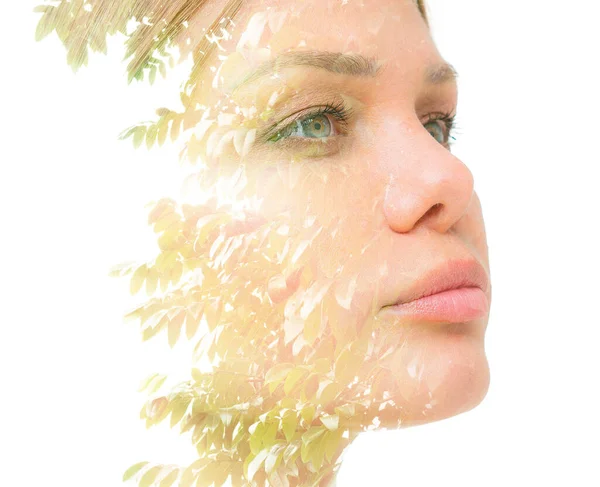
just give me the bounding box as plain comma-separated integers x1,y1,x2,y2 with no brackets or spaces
323,429,344,463
159,272,170,293
303,301,322,347
300,405,315,425
186,307,203,339
145,266,158,295
130,264,148,295
334,403,356,418
159,468,179,487
264,363,294,394
265,443,285,475
195,213,231,248
170,260,183,286
108,260,136,278
335,348,361,384
168,309,185,348
281,410,298,442
138,373,159,393
283,367,308,395
147,375,167,394
154,212,181,233
139,465,161,487
170,398,189,428
319,413,339,431
204,297,222,332
302,373,319,402
122,461,148,482
316,380,342,407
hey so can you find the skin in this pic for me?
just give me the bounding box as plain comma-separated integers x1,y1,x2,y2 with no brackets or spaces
185,0,491,443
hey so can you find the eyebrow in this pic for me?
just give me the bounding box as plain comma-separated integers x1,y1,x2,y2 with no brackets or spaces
231,50,458,92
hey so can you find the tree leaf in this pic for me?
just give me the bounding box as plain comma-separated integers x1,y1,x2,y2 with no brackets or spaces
168,309,185,348
122,461,148,482
170,397,190,428
283,367,308,395
170,116,182,142
146,124,158,149
323,429,344,463
133,126,147,149
265,443,285,475
300,405,315,425
157,117,170,147
145,265,158,295
34,9,56,41
147,375,167,394
281,410,298,442
149,65,157,84
319,413,339,431
159,468,179,487
247,449,269,482
139,465,161,487
138,373,159,393
130,264,148,295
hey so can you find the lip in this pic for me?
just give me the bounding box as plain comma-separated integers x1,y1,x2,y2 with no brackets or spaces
381,258,490,323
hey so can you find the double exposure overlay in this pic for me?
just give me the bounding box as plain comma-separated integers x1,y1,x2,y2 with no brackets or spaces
35,0,492,485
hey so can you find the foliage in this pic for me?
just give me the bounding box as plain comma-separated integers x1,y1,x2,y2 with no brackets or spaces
33,2,410,485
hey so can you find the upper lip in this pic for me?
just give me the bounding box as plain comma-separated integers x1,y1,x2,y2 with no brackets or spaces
392,258,490,305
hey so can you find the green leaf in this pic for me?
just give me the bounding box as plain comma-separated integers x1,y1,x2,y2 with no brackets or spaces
159,468,179,487
149,65,157,84
139,465,161,487
33,5,53,13
319,413,339,431
334,402,356,418
34,10,55,41
323,429,344,463
170,397,190,428
147,375,167,394
317,380,342,407
281,410,298,442
170,116,182,142
157,118,170,147
146,124,158,149
168,309,185,348
302,373,320,402
130,264,148,295
133,126,147,149
284,367,308,395
300,405,315,425
122,461,148,482
138,373,159,393
264,363,294,394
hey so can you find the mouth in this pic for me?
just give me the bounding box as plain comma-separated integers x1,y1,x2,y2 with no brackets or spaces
382,286,489,324
381,258,490,324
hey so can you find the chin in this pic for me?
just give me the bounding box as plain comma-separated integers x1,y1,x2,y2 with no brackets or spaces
376,328,491,431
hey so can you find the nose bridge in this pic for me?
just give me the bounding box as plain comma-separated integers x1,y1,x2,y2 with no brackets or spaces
377,122,475,234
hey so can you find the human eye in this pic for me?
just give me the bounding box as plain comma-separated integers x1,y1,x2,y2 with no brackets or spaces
422,111,458,150
260,99,353,156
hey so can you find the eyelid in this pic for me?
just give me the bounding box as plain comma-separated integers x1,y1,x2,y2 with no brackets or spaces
258,97,353,142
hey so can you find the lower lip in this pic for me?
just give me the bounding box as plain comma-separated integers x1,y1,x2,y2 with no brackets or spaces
381,287,489,324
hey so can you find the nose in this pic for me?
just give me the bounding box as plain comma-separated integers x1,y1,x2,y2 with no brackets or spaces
381,125,475,234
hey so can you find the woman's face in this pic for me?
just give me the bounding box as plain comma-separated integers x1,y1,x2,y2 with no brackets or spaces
185,0,491,429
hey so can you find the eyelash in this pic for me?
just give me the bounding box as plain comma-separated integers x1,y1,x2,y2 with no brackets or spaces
263,99,458,150
264,100,354,143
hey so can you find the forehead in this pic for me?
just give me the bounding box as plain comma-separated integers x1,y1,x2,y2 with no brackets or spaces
189,0,437,64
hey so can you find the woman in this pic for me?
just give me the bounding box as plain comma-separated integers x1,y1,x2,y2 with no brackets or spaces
170,0,491,483
37,0,492,485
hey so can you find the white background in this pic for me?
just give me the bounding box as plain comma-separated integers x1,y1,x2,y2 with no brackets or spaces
2,1,599,486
